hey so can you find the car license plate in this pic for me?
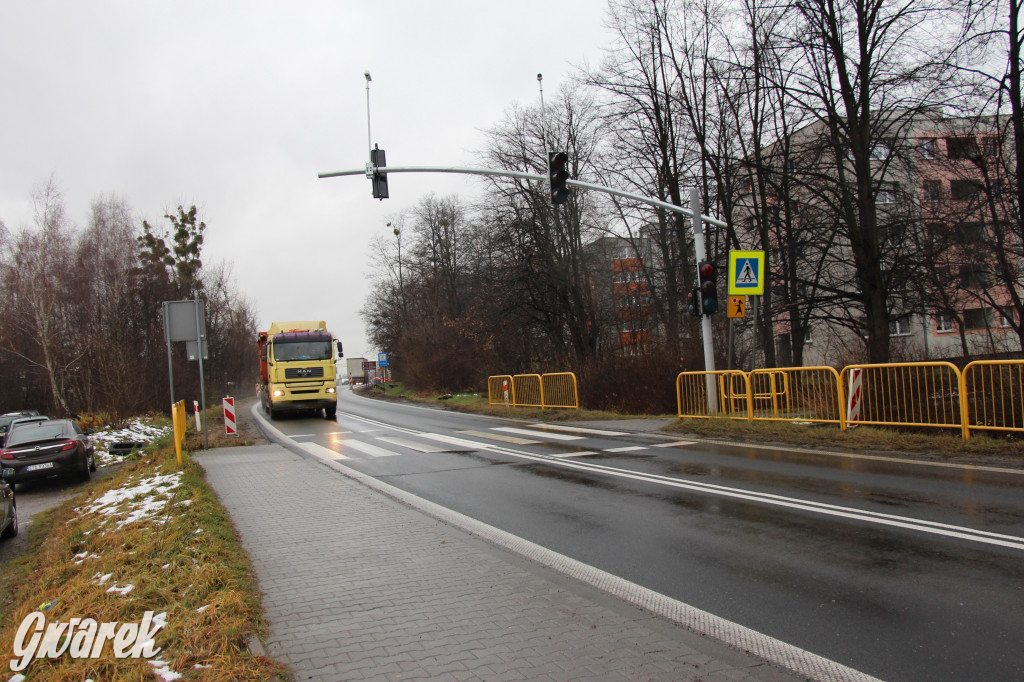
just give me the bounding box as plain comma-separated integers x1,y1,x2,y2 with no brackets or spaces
25,462,55,472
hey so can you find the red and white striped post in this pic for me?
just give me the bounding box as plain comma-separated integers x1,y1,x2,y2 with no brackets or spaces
223,396,237,437
193,400,201,430
847,368,863,428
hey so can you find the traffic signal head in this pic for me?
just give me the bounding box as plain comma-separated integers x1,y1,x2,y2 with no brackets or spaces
370,146,389,200
698,260,718,314
687,288,702,318
548,151,570,205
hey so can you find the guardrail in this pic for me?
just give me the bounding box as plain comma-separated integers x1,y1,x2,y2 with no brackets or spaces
487,372,579,409
676,359,1024,441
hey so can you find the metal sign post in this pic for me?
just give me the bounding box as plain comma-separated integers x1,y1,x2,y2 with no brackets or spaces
163,299,209,449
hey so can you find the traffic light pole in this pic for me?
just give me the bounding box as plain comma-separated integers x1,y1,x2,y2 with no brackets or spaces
690,188,718,414
319,165,724,410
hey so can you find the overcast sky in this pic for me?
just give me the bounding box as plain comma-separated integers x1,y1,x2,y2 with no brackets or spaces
0,1,612,360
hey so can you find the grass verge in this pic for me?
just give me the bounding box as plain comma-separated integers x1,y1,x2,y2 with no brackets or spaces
0,425,289,681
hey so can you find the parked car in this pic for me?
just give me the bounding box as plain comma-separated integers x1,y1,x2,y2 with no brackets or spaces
3,416,50,446
0,419,96,491
0,411,41,441
0,469,16,540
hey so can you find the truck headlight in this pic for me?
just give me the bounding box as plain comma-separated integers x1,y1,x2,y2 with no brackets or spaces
326,387,336,394
272,389,285,398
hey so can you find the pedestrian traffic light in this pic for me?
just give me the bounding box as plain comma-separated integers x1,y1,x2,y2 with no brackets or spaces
370,145,389,200
687,288,702,318
698,260,718,314
548,151,570,205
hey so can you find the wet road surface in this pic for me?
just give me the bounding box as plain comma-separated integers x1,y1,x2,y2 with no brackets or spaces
255,389,1024,682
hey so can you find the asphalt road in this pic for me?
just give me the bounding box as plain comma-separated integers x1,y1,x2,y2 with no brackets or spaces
257,388,1024,682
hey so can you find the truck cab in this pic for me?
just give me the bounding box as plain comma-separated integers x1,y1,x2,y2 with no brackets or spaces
259,321,343,419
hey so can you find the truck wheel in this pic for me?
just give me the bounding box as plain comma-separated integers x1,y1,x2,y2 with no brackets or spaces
324,405,337,419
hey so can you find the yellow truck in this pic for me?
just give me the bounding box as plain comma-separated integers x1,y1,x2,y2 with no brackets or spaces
258,321,343,419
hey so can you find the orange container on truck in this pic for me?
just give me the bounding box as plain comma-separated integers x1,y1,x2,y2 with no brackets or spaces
257,321,343,419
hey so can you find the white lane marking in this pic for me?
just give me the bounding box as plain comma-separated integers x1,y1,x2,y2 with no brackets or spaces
534,423,629,436
376,436,450,453
457,430,540,445
324,431,351,435
653,440,698,448
604,446,647,453
339,438,402,458
551,451,598,458
494,427,583,441
297,442,349,461
290,433,317,438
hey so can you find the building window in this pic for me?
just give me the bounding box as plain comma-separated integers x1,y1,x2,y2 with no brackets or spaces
917,138,937,159
935,313,955,332
999,310,1014,328
922,179,942,202
964,308,990,330
804,327,813,345
950,179,984,201
955,221,985,244
959,264,991,289
876,181,899,204
889,316,913,337
870,143,891,161
982,137,1001,158
946,136,980,159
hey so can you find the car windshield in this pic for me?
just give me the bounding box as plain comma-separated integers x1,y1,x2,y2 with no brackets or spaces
6,422,70,446
274,341,332,362
0,417,14,430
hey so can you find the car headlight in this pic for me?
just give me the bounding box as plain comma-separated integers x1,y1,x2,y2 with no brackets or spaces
272,389,285,398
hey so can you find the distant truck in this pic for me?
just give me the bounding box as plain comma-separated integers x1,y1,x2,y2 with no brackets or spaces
346,358,367,386
258,321,343,419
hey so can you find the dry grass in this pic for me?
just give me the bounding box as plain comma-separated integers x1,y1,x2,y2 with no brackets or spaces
0,427,288,681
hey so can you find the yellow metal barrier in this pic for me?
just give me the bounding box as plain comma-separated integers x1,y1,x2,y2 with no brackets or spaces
171,400,187,465
513,374,544,407
541,373,579,409
839,362,966,437
962,360,1024,439
749,367,844,426
676,371,750,418
488,375,515,405
486,372,580,409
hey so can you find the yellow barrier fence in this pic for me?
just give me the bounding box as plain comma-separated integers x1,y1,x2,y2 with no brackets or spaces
749,367,844,426
541,373,579,409
962,359,1024,439
839,362,966,437
676,371,750,418
487,372,580,409
487,375,515,405
171,400,187,465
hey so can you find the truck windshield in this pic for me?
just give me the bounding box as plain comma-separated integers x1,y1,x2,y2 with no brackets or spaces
274,341,332,362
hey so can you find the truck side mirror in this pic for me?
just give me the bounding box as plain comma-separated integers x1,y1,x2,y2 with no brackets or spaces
336,341,344,358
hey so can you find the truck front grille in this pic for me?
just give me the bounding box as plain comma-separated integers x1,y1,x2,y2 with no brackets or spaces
285,367,324,379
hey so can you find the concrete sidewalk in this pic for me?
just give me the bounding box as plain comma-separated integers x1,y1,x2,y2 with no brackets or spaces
195,444,809,681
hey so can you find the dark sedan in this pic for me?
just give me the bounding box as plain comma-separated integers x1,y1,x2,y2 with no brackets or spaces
0,420,96,491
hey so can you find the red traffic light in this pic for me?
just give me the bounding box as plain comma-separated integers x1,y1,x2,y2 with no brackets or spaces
699,262,715,279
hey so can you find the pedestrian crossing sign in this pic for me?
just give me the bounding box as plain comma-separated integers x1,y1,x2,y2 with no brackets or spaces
728,250,765,295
